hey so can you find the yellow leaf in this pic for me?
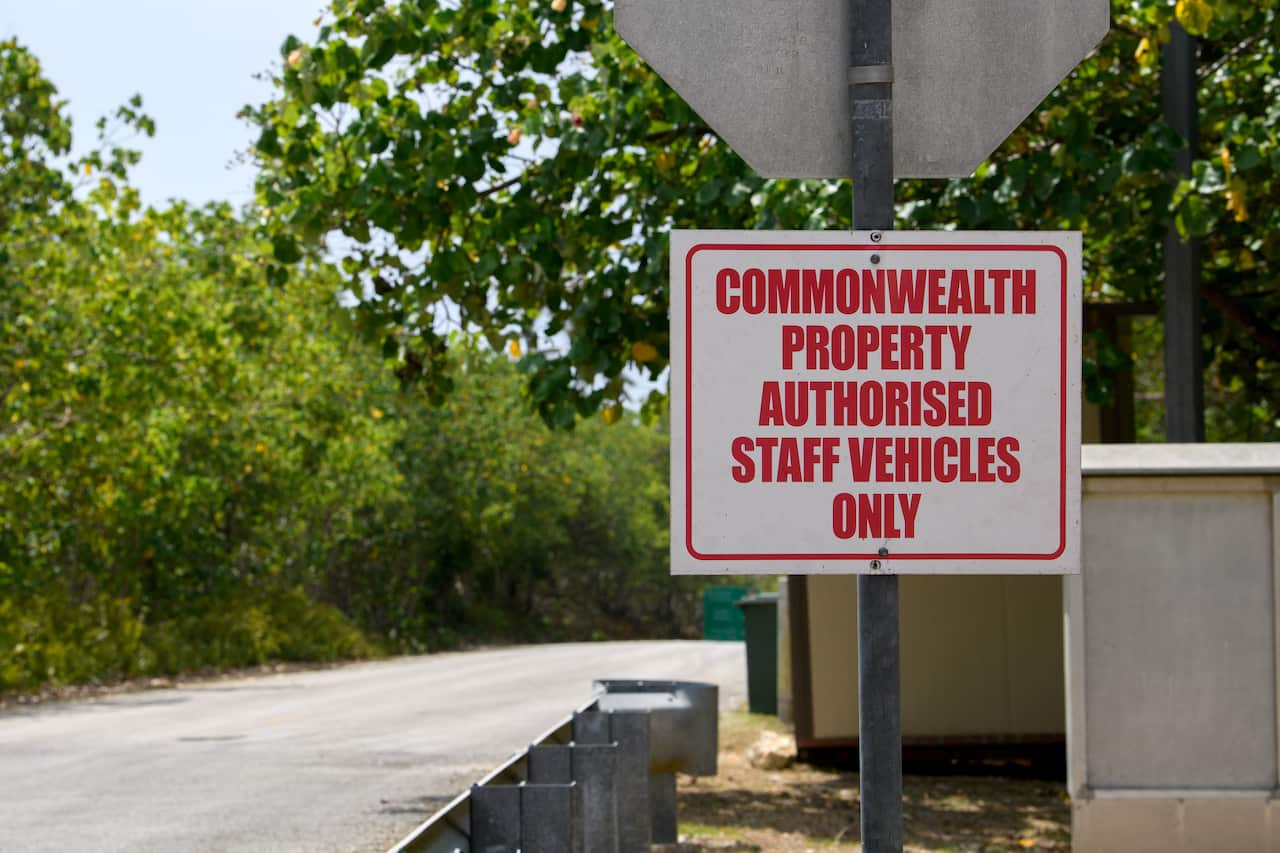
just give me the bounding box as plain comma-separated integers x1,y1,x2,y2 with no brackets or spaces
655,151,675,173
1239,248,1256,270
287,48,304,69
1219,146,1233,175
1175,0,1213,35
507,339,522,358
1227,176,1249,222
1018,839,1038,849
1134,37,1155,66
550,0,567,11
243,463,253,474
631,341,659,362
255,442,267,453
83,163,92,176
507,127,522,145
602,403,622,424
370,407,384,419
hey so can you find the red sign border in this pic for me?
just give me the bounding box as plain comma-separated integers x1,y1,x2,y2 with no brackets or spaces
683,242,1069,562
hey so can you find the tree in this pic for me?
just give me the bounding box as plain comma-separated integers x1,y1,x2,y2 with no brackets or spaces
247,0,1280,439
0,37,710,692
1,40,392,686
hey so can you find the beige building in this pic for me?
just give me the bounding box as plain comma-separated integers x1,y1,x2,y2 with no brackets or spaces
782,443,1280,852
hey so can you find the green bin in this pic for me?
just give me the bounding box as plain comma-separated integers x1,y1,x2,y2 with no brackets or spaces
702,586,749,641
735,592,779,714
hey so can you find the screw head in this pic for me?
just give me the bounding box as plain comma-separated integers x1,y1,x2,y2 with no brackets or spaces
870,254,881,264
869,559,882,571
878,547,889,557
870,231,883,243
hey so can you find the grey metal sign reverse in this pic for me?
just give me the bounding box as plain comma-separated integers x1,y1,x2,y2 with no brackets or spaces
615,0,1110,178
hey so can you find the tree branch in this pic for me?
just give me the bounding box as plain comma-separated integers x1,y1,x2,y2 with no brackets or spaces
1203,281,1280,357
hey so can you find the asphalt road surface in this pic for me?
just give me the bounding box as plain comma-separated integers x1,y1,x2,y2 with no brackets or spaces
0,641,745,852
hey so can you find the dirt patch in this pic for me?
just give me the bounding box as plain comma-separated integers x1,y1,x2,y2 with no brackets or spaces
675,710,1070,852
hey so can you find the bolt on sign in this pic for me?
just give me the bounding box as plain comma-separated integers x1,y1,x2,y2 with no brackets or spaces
670,230,1081,575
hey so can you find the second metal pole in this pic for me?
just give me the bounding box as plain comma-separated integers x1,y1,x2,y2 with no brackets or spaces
849,0,903,850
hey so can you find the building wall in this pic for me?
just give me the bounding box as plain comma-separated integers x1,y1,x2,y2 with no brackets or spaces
793,443,1280,851
803,574,1065,743
1068,447,1280,851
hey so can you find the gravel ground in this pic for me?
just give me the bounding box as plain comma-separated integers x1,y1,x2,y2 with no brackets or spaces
676,711,1070,852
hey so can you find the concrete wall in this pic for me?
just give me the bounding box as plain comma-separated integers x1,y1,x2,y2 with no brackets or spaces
1069,444,1280,852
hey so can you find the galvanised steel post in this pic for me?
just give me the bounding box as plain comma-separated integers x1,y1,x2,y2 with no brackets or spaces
849,0,904,850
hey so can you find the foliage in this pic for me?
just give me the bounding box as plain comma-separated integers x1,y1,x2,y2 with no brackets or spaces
313,347,693,648
898,0,1280,439
247,0,1280,439
0,42,398,689
1,38,707,693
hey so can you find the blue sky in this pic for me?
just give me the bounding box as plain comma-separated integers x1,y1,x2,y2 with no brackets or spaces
2,1,328,209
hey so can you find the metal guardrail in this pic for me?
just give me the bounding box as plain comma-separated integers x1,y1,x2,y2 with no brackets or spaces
387,679,719,853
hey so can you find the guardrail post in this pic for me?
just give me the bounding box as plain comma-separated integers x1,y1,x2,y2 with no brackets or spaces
572,710,612,744
528,743,574,783
649,771,678,844
572,712,620,853
572,746,619,853
608,711,653,852
469,785,520,853
520,783,581,853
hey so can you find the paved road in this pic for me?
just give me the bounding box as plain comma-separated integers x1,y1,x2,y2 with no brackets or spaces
0,641,745,852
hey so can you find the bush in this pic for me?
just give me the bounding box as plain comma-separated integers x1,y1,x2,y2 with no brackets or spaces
0,586,378,694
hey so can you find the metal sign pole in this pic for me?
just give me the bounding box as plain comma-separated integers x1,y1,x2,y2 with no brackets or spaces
849,0,903,850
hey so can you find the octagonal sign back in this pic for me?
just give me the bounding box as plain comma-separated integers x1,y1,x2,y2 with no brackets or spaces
615,0,1109,179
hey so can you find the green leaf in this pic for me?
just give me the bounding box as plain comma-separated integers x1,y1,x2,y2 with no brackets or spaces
255,128,282,158
272,234,303,264
1176,194,1217,238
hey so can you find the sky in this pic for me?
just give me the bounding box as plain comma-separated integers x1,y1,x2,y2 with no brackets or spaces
4,1,664,401
2,0,329,209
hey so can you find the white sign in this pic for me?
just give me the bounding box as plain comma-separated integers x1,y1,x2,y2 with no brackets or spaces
616,0,1109,178
670,230,1081,575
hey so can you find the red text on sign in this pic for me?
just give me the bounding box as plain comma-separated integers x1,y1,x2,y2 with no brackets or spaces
715,267,1036,316
832,492,922,539
780,324,971,371
758,380,992,427
846,436,1021,484
730,436,842,483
